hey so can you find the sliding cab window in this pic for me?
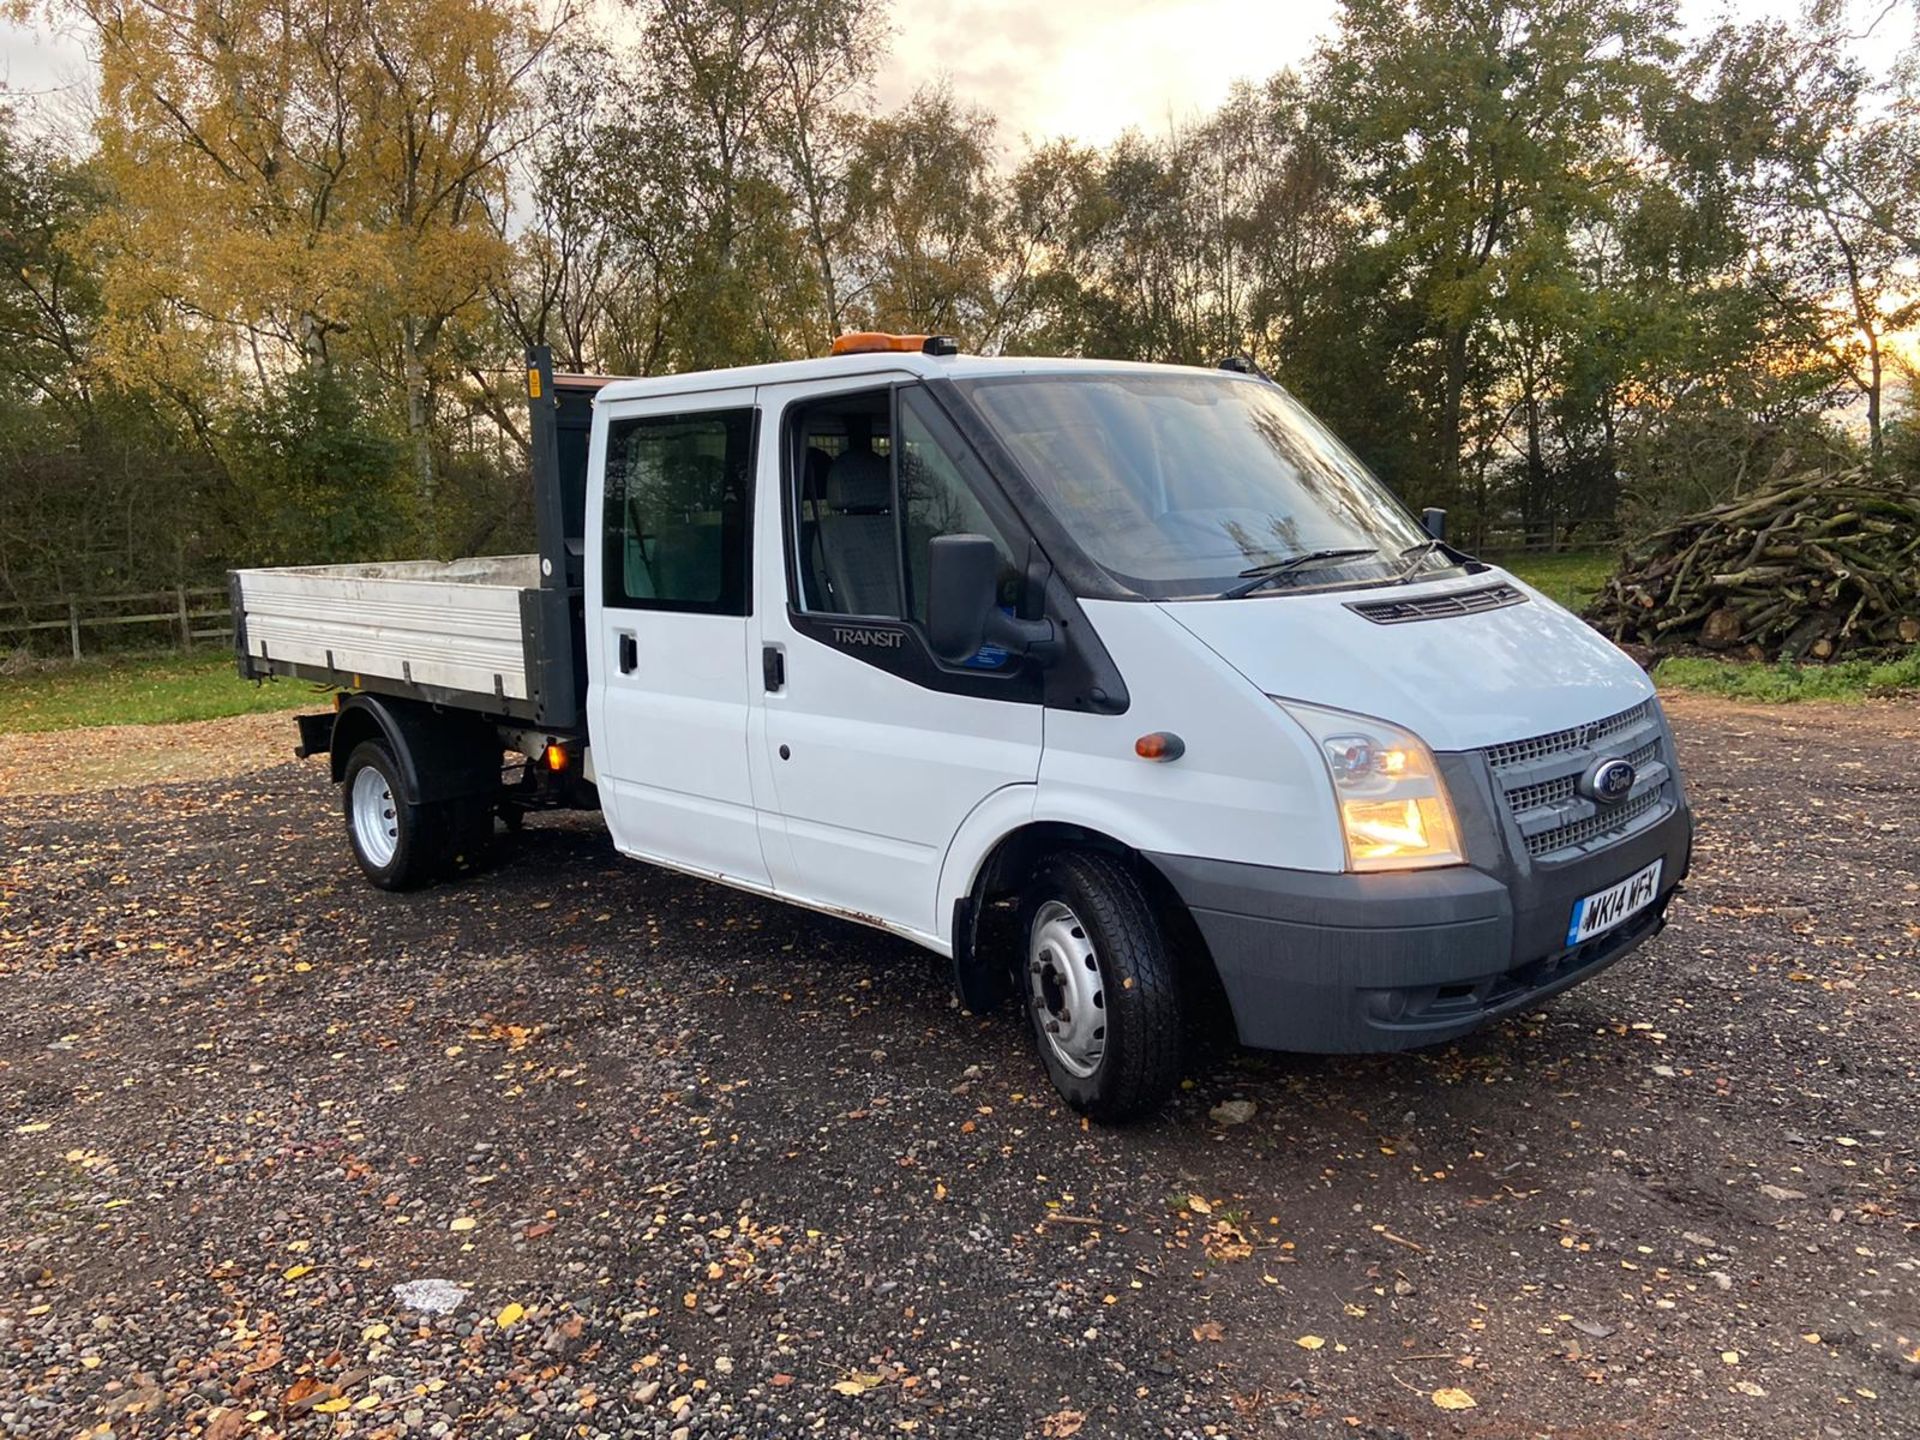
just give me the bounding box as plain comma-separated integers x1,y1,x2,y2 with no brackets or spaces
789,386,1024,636
603,408,755,615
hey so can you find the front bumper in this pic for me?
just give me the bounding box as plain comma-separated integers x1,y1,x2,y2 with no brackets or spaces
1146,760,1693,1054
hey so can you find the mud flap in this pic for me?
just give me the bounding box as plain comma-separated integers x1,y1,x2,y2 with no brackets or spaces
950,895,1011,1017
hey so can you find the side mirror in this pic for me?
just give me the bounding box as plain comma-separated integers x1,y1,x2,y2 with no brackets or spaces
927,534,1001,663
926,534,1057,665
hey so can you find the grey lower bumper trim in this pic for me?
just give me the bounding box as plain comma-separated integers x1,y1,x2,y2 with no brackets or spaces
1145,799,1692,1054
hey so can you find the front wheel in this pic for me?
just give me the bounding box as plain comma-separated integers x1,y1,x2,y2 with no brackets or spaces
1019,850,1184,1122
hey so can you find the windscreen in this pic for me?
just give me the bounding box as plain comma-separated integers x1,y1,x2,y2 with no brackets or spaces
957,372,1431,599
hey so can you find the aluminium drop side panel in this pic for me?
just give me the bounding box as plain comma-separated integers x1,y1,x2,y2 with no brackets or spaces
234,557,538,702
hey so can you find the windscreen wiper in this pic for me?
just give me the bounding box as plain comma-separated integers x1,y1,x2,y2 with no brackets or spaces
1220,547,1381,599
1391,538,1472,583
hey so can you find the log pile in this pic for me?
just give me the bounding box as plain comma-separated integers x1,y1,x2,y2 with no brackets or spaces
1585,469,1920,660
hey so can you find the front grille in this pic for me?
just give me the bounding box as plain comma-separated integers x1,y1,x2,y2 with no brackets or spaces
1483,701,1674,862
1502,738,1660,815
1483,700,1652,770
1521,785,1664,858
1346,583,1527,624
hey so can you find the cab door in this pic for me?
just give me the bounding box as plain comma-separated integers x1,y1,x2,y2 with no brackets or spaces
751,380,1043,941
586,390,772,888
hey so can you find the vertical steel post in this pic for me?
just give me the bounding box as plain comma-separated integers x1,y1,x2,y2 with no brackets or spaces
527,346,566,591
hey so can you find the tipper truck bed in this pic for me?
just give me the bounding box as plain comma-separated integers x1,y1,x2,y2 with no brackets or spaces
232,353,602,730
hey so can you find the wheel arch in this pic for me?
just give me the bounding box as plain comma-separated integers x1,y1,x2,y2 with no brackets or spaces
946,814,1223,1019
328,694,500,804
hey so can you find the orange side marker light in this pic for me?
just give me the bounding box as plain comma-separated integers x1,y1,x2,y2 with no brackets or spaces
1135,732,1186,762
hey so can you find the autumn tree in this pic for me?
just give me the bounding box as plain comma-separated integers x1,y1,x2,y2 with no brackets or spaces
840,86,1008,341
1685,1,1919,465
60,0,568,532
1312,0,1677,508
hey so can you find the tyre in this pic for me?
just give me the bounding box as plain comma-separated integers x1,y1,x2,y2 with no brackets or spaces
341,740,443,891
1019,849,1184,1122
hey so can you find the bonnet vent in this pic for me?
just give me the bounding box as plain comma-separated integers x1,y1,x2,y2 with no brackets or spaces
1345,582,1528,625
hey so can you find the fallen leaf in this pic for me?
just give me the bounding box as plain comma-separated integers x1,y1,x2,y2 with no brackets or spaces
15,1122,50,1135
449,1216,477,1232
1192,1320,1225,1342
362,1323,390,1342
312,1397,351,1414
496,1302,526,1329
282,1264,312,1280
1296,1335,1326,1350
1431,1388,1477,1411
1187,1195,1212,1215
1042,1409,1087,1437
1758,1184,1806,1201
284,1377,323,1406
1734,1380,1767,1397
1209,1099,1256,1126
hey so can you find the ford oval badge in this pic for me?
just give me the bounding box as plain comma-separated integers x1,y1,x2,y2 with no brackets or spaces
1580,757,1637,805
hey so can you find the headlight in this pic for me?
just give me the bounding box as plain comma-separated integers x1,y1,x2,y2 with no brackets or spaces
1275,700,1464,872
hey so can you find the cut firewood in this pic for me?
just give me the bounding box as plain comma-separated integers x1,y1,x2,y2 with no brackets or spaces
1586,468,1920,661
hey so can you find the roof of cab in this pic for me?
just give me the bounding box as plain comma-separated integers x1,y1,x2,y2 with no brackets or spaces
591,352,1241,406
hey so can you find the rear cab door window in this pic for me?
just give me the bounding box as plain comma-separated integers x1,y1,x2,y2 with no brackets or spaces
587,392,770,886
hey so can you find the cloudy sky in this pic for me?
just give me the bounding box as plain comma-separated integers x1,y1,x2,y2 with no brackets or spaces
0,0,1884,151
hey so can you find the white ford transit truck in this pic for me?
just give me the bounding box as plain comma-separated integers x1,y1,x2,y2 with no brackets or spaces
233,336,1693,1120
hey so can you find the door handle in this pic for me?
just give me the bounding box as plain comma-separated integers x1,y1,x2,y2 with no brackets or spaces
762,644,785,692
618,632,637,674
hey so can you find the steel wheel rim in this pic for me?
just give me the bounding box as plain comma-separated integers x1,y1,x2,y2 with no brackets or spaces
351,765,399,868
1028,900,1106,1079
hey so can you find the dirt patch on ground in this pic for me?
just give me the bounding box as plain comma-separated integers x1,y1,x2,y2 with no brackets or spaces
0,697,1914,1439
0,711,302,797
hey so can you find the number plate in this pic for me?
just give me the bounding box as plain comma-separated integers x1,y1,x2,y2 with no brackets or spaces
1566,858,1662,947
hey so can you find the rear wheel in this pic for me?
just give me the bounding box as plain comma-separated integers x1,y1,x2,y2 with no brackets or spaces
342,740,443,891
1020,850,1184,1122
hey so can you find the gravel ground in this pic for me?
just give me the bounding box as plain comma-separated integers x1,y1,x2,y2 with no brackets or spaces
1,694,1915,1439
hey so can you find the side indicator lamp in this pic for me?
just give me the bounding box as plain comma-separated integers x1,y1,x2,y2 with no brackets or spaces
1135,731,1186,762
544,743,567,773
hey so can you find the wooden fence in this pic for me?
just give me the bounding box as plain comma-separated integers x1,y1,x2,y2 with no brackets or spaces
0,586,232,660
1467,516,1623,555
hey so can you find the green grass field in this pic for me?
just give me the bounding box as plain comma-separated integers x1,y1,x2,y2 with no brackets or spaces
0,652,322,734
1649,649,1920,702
1495,549,1616,612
